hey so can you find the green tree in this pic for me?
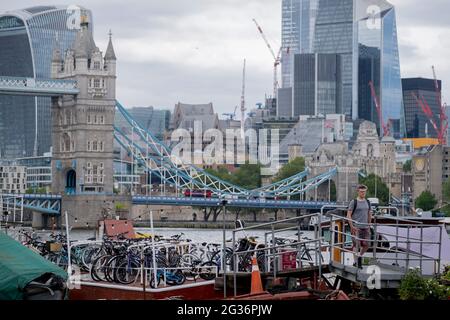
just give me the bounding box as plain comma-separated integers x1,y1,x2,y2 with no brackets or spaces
232,163,262,189
359,174,390,204
25,187,47,194
205,164,262,189
274,157,306,182
415,191,438,211
403,159,412,173
441,178,450,216
205,166,233,183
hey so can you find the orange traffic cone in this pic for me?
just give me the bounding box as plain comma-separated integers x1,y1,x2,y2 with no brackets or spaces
250,255,264,294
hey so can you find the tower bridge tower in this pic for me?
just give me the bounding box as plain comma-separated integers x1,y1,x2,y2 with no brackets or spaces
46,17,129,228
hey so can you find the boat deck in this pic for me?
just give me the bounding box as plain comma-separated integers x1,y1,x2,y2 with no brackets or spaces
329,260,406,289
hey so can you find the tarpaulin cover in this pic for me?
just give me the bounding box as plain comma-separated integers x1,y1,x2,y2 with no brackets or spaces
376,226,450,263
0,231,67,300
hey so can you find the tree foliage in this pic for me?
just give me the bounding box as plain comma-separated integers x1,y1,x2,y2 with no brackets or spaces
274,157,306,182
443,178,450,202
403,159,412,173
358,174,390,205
205,163,262,189
399,269,449,300
415,191,438,211
25,187,47,194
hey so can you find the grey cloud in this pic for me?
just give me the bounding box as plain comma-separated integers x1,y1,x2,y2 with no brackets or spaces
117,60,270,115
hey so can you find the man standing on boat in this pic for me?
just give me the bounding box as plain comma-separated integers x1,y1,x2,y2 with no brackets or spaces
347,185,372,269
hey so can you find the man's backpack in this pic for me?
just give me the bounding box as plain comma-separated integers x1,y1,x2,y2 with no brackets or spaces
351,198,371,216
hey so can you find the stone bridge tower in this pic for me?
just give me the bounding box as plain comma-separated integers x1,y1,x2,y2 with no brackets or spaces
47,17,130,228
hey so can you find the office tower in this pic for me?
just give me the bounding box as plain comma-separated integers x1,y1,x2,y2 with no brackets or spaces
402,78,442,138
281,0,318,89
0,6,93,159
281,0,404,137
292,53,341,116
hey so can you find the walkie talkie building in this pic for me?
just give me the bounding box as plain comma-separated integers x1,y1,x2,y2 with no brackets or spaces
0,6,93,159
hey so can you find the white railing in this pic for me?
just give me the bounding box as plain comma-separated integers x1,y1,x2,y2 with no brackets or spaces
0,76,78,93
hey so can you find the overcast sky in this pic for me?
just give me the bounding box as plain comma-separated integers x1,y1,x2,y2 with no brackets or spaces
2,0,450,118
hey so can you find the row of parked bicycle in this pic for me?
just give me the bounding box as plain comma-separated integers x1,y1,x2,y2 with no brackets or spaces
17,229,322,288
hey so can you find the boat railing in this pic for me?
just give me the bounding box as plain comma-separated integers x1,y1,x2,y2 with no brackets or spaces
230,211,326,297
327,211,444,275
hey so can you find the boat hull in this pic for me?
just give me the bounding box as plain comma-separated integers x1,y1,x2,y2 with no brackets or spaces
69,281,224,300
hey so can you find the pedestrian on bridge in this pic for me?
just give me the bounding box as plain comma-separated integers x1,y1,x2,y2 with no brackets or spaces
346,184,372,269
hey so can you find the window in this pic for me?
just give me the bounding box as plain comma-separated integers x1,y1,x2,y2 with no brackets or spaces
93,79,100,88
94,115,98,124
93,61,100,70
93,141,98,151
87,114,91,124
100,115,104,124
87,141,91,151
100,141,104,151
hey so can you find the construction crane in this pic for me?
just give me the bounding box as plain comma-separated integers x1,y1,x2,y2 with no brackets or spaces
411,93,440,138
222,106,238,120
369,80,390,137
411,66,448,145
240,59,246,140
432,66,448,145
252,18,283,99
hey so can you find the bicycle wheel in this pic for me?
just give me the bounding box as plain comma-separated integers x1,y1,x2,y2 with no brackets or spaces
81,244,103,270
172,270,186,285
199,261,218,281
90,254,111,282
115,260,140,285
180,253,201,281
105,255,124,283
149,273,161,288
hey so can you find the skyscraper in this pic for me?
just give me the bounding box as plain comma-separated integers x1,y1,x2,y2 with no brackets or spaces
292,53,341,116
281,0,318,88
354,0,404,138
402,78,442,139
0,6,93,159
280,0,405,137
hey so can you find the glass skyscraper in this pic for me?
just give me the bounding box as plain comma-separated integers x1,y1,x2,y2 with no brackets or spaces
354,0,404,138
281,0,405,137
0,6,93,159
293,53,342,116
281,0,318,88
402,78,442,139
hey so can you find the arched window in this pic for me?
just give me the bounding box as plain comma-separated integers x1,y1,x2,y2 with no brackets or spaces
93,141,98,151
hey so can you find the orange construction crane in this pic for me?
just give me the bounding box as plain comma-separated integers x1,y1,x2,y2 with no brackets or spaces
411,93,440,139
432,66,448,145
411,66,448,145
369,80,390,137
